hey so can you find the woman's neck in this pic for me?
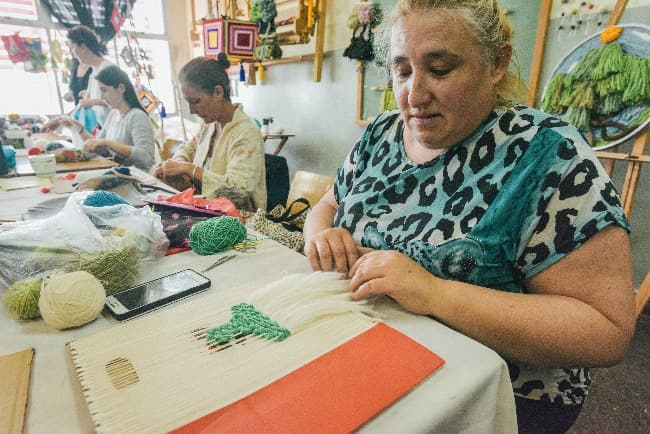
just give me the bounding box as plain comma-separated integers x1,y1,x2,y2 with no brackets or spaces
77,63,90,76
117,101,131,116
215,102,236,127
87,54,104,69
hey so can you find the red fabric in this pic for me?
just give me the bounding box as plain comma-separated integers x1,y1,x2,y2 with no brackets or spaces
156,187,240,218
165,246,190,256
172,323,444,434
1,33,28,63
110,6,125,33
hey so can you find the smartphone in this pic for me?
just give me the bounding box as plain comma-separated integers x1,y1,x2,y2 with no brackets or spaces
105,269,211,321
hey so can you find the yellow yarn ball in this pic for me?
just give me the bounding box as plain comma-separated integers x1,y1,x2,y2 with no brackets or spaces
38,271,106,330
4,278,42,320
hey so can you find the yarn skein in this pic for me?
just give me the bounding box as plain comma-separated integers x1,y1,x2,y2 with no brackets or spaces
83,190,129,207
38,271,105,330
189,216,247,255
67,244,140,295
4,278,42,320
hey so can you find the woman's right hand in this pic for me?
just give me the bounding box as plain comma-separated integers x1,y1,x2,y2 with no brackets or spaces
305,227,368,274
41,116,66,133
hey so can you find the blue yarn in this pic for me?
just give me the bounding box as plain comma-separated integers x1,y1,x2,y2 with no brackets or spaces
45,142,64,152
2,145,16,168
83,191,129,207
104,166,131,176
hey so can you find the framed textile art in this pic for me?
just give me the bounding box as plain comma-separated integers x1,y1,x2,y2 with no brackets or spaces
136,86,160,114
202,18,257,61
540,24,650,150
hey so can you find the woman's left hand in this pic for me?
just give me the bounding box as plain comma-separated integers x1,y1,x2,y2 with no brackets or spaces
348,249,437,315
83,139,107,153
154,160,194,191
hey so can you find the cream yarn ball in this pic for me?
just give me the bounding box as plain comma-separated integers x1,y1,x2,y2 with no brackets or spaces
38,271,106,330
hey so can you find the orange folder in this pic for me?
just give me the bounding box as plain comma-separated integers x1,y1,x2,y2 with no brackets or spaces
173,323,444,434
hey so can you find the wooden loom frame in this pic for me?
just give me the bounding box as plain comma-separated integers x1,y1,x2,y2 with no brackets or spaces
527,0,649,217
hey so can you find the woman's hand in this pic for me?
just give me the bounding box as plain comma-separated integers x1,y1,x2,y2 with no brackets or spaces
153,160,194,191
348,250,437,315
83,139,108,153
42,116,68,133
79,98,99,109
304,227,367,274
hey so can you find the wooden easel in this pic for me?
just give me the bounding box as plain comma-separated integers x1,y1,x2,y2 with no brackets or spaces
527,0,649,217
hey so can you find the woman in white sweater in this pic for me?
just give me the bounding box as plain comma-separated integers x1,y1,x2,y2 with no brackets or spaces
153,54,266,212
43,66,155,171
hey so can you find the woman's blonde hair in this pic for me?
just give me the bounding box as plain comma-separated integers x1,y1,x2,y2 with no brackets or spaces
388,0,525,107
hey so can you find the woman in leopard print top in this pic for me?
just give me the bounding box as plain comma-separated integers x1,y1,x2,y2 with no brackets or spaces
304,1,636,432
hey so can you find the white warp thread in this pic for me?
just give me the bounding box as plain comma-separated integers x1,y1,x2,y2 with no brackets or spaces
246,271,380,333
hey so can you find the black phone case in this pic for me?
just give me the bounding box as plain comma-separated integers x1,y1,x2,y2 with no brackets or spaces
106,269,211,321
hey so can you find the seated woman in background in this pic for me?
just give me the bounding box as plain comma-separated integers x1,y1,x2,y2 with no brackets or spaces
153,54,266,212
303,1,636,433
43,65,155,171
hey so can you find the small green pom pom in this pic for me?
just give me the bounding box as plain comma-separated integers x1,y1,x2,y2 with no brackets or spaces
5,278,42,320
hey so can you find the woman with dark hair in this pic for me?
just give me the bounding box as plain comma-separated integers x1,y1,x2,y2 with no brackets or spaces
154,53,266,212
67,25,115,125
43,65,155,170
63,58,91,105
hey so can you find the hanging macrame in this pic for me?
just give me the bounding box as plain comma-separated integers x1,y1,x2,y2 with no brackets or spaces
343,2,383,62
541,25,650,149
251,0,282,62
379,79,397,112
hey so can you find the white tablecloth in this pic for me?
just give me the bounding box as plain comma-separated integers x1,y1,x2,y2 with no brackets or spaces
0,177,517,434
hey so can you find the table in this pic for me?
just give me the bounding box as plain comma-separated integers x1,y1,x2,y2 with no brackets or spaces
0,167,159,222
263,133,295,155
0,181,517,433
14,154,117,176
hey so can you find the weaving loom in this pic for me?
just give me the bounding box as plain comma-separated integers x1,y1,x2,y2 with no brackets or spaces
67,272,444,433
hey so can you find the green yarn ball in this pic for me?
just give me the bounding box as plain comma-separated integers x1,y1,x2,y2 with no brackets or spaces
189,216,247,256
5,278,43,320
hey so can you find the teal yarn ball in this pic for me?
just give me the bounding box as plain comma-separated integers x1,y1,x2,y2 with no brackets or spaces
83,190,129,207
189,216,247,255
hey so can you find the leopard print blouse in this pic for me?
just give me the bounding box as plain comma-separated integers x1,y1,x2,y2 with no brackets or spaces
333,106,629,405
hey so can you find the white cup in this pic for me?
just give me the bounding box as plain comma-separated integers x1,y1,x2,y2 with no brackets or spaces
29,153,56,179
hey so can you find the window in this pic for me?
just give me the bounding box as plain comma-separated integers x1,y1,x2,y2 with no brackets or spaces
0,0,175,116
0,0,38,20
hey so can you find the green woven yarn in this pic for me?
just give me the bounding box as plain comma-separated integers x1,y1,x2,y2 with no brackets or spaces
189,216,247,256
66,244,140,295
5,278,42,320
205,303,290,345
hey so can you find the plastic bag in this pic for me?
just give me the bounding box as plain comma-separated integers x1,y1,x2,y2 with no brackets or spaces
0,191,169,291
72,106,99,137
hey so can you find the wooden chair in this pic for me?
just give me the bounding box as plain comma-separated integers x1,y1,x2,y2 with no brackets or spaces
635,272,650,319
286,170,334,213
